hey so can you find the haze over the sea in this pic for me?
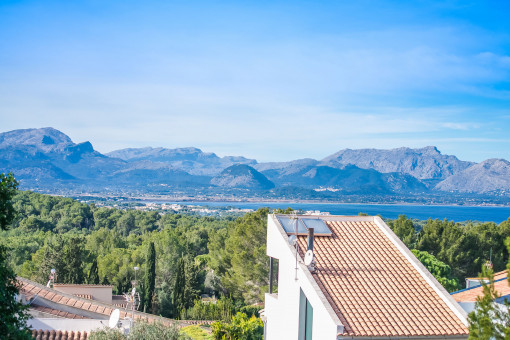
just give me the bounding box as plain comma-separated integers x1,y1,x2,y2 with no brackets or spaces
1,1,509,162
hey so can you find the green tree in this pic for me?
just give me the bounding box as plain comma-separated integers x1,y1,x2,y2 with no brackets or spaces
88,258,100,284
468,266,510,339
0,172,18,230
220,208,269,303
411,249,459,292
0,173,31,339
34,235,86,284
173,258,186,318
144,242,156,313
389,215,416,248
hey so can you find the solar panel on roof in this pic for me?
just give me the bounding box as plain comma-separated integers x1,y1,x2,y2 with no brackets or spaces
301,218,332,235
276,216,332,236
277,216,307,234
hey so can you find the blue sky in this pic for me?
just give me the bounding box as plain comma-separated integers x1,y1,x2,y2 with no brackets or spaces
1,0,510,162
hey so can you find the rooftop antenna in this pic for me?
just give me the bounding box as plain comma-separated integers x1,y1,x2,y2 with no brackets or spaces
304,227,315,271
47,268,57,288
289,213,299,280
124,266,141,330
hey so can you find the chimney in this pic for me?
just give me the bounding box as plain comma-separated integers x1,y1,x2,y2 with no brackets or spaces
307,227,314,251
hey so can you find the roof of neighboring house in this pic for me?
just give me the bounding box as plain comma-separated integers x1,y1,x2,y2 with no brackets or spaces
53,283,113,288
452,276,510,302
73,294,93,300
31,329,88,340
281,215,469,338
30,305,90,319
465,269,508,281
18,277,212,327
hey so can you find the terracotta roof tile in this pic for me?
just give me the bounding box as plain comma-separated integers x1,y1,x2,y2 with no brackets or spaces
30,305,90,319
18,277,213,327
31,329,88,340
293,218,468,337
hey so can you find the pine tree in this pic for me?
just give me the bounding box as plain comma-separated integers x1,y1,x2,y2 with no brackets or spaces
172,258,186,318
468,266,510,339
88,258,100,284
144,242,156,313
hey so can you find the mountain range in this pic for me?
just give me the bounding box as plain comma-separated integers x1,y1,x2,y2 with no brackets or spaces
1,127,509,201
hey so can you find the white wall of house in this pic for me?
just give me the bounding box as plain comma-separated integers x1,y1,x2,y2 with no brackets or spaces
265,215,342,340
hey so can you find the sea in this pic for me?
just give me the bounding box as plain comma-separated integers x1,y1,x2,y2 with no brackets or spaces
183,201,510,223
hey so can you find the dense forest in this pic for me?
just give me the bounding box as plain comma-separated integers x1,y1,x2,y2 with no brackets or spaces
1,190,510,322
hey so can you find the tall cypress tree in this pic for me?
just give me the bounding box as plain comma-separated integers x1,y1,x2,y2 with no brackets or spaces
88,258,100,284
172,258,186,318
144,242,156,313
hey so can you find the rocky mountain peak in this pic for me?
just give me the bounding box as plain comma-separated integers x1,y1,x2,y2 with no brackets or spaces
0,127,73,150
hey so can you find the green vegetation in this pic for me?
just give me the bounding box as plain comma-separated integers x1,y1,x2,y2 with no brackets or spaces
0,173,31,339
5,176,510,339
468,266,510,339
411,249,459,291
211,312,263,340
388,215,510,286
144,242,156,313
89,321,188,340
180,325,213,340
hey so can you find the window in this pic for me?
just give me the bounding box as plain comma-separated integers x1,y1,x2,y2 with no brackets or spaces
298,288,313,340
269,257,279,294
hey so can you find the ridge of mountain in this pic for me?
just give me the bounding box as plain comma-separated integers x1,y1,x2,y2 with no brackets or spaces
107,147,256,176
211,164,275,190
0,127,509,200
435,159,510,194
320,146,474,180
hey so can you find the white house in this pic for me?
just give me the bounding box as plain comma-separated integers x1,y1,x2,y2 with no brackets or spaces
264,214,469,340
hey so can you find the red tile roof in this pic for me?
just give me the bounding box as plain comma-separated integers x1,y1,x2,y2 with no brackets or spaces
291,217,469,337
30,305,90,319
31,329,88,339
18,277,213,327
453,277,510,302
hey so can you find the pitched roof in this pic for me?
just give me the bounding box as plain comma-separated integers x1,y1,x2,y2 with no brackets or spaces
287,216,469,338
31,329,88,340
30,305,90,319
452,276,510,302
18,277,212,327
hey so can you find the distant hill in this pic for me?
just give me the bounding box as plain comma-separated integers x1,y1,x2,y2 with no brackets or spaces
0,127,125,185
435,159,510,194
258,164,426,194
107,147,256,176
211,164,275,190
0,127,509,202
321,146,474,181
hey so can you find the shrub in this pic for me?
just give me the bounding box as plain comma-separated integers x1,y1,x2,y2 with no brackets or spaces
182,296,235,321
89,321,189,340
88,328,126,340
211,312,263,340
129,320,188,340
